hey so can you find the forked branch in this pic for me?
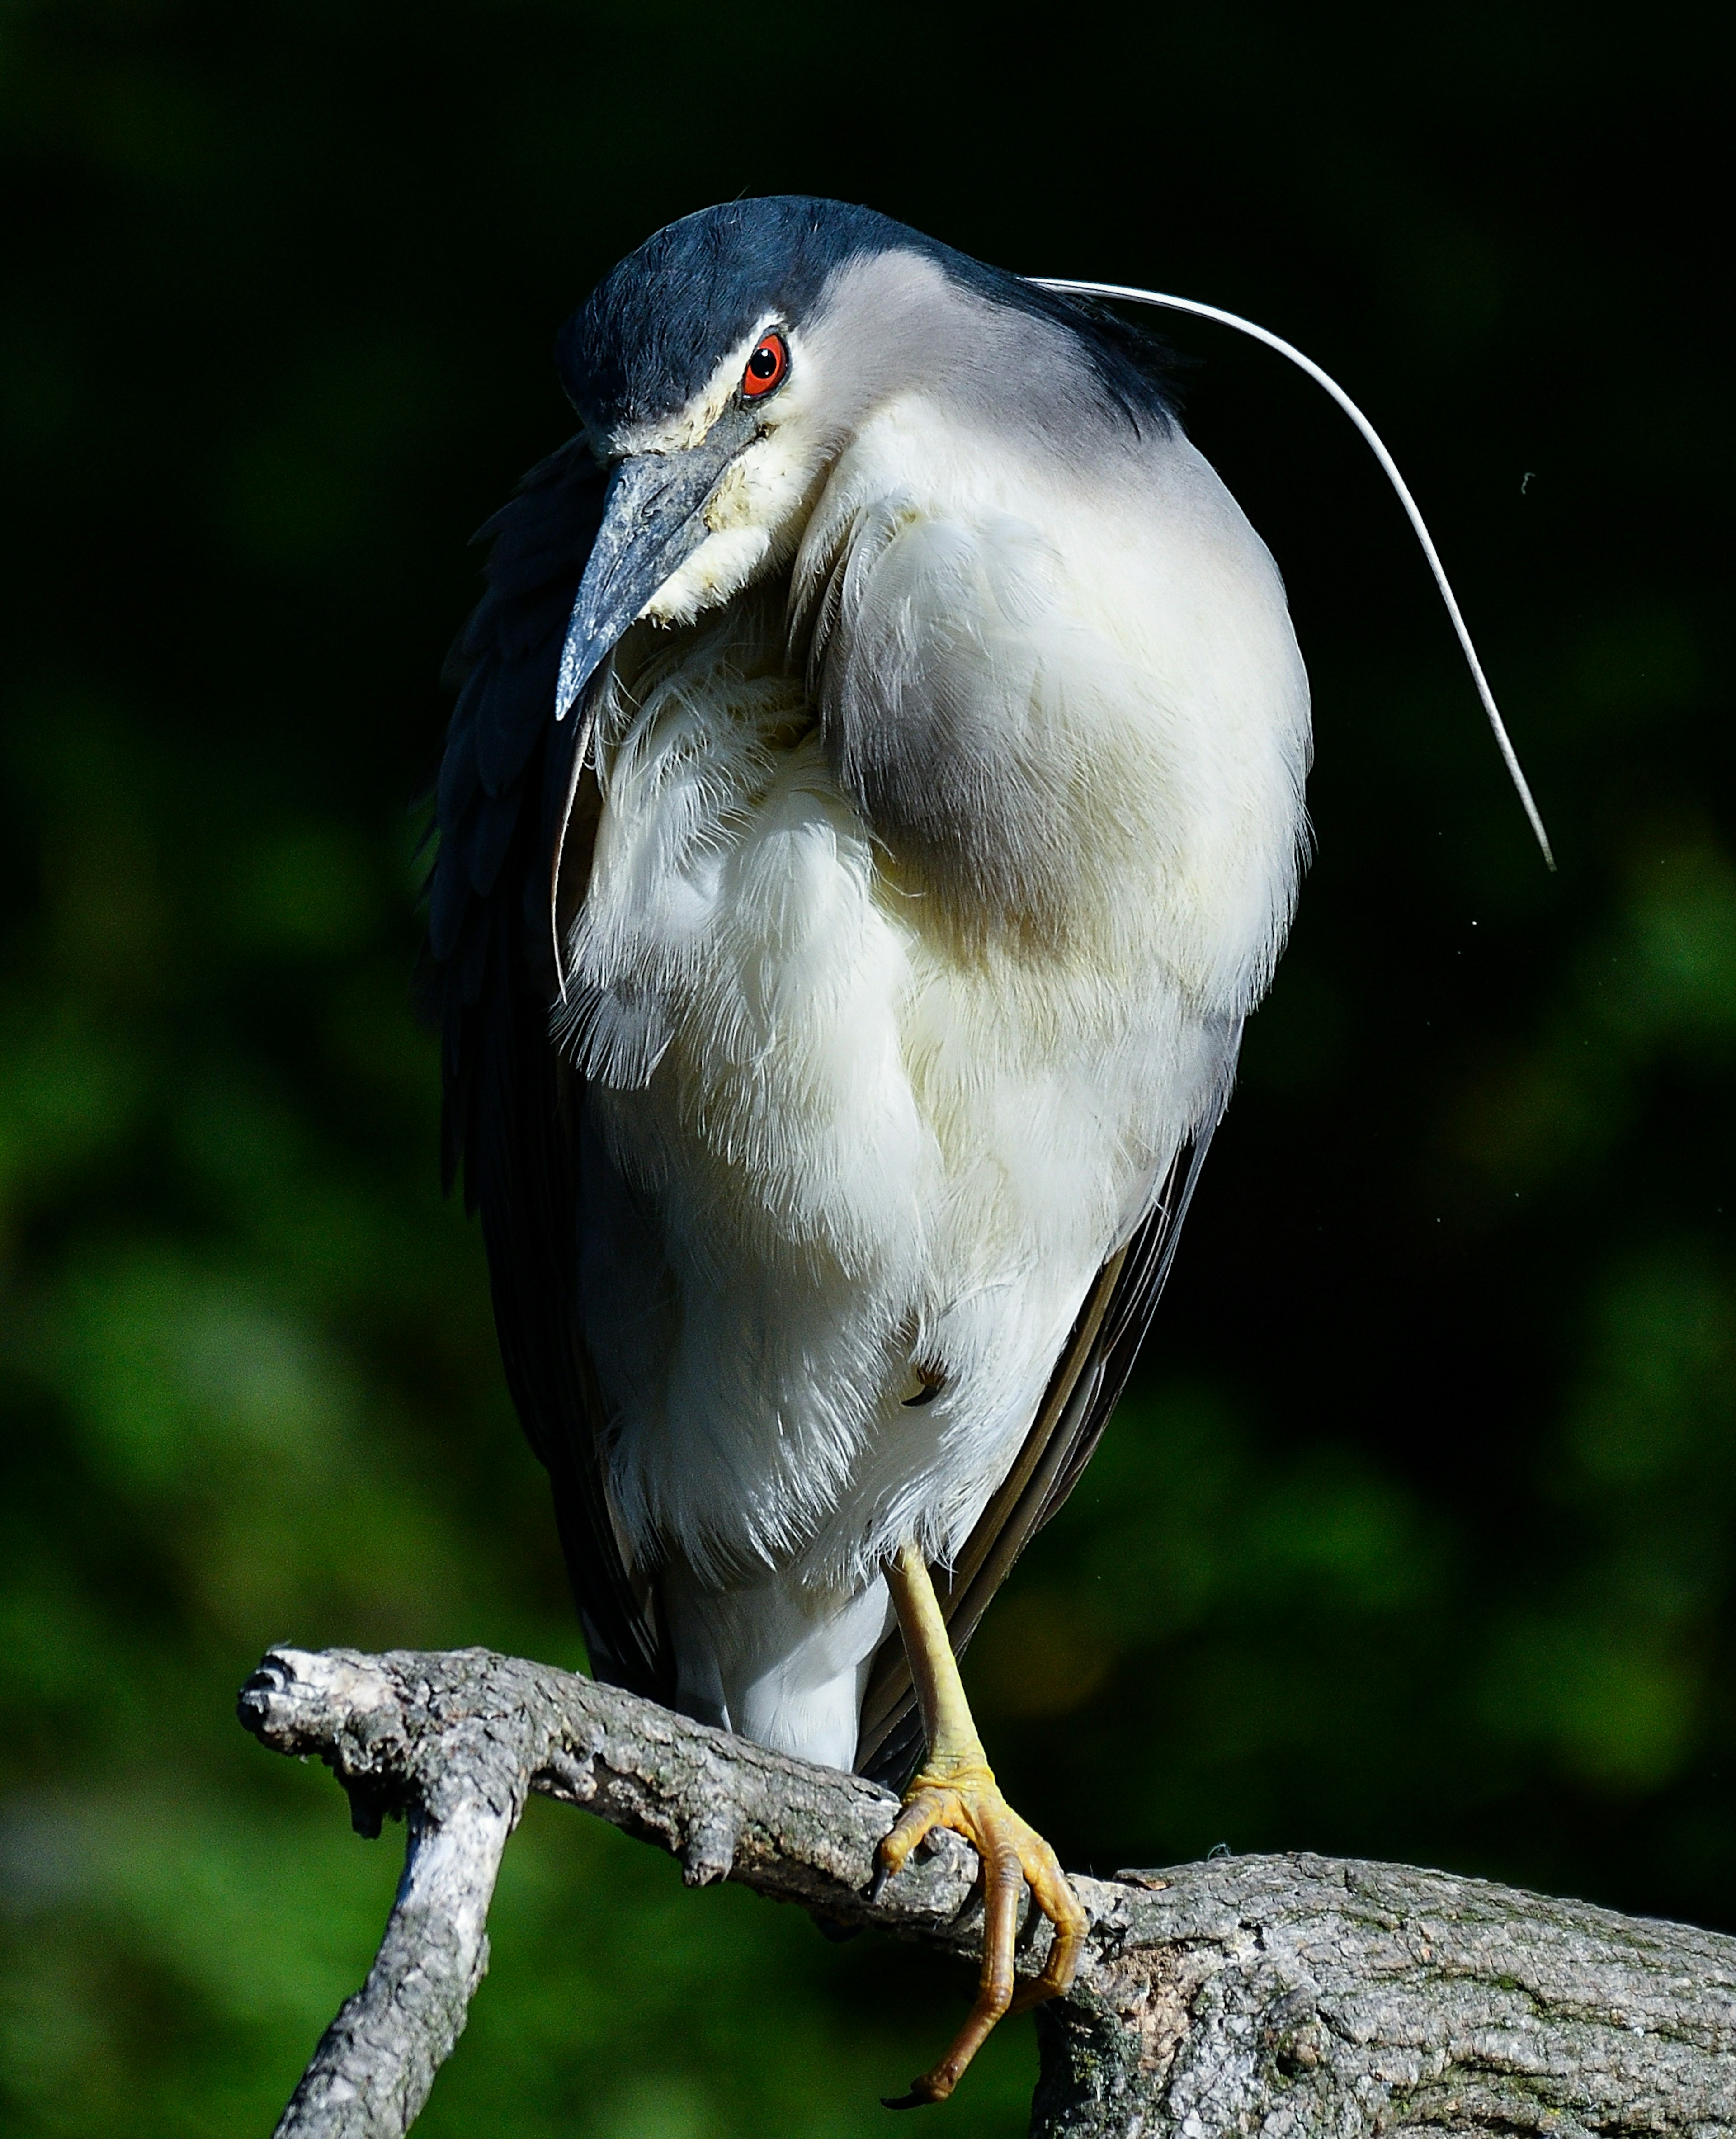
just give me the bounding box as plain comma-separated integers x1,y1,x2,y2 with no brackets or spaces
239,1646,1736,2139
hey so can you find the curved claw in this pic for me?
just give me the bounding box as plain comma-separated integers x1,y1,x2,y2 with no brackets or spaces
876,1767,1087,2106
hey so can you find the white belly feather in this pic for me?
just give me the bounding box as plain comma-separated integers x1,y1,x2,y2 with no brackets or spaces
559,419,1308,1766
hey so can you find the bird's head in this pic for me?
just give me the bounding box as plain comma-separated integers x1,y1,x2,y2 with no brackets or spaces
550,197,1171,719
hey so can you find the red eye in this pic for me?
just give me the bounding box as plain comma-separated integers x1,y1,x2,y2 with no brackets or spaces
741,330,788,400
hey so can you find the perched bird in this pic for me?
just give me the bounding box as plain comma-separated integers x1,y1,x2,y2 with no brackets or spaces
428,196,1538,2103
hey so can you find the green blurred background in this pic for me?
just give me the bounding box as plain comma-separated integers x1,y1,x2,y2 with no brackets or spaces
0,3,1728,2132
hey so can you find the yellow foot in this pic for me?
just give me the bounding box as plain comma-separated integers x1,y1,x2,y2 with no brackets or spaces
873,1760,1088,2107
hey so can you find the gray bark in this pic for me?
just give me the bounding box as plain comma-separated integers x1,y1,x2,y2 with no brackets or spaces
238,1645,1736,2139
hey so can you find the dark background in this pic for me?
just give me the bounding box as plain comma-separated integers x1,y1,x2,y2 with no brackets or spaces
0,4,1729,2133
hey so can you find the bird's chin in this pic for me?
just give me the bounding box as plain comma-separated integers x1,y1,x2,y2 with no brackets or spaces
641,524,776,628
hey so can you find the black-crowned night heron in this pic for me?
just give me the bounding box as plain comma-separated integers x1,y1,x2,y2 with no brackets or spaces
429,196,1546,2104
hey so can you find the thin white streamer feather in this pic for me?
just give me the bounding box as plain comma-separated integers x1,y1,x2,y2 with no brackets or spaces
1028,276,1555,869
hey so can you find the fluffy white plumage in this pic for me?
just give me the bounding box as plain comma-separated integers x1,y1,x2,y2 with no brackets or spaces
552,249,1311,1768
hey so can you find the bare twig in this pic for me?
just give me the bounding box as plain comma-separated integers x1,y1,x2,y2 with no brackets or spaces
239,1646,1736,2139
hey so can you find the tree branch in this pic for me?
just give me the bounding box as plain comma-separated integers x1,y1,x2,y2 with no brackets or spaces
238,1646,1736,2139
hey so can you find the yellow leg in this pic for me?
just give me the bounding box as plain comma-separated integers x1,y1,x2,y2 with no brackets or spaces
875,1544,1089,2108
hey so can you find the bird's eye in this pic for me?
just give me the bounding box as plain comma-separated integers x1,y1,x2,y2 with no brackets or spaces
741,331,788,401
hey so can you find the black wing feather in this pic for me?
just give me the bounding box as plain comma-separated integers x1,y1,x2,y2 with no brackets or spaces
430,438,670,1701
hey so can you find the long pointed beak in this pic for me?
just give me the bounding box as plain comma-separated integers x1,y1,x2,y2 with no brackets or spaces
556,405,758,720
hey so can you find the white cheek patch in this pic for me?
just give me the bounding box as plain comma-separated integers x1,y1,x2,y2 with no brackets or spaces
643,527,775,626
640,421,824,625
711,428,816,528
703,454,759,532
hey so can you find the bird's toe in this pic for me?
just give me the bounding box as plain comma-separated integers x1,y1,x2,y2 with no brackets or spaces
876,1763,1085,2105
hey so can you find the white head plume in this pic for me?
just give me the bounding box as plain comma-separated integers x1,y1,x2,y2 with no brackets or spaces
1029,276,1555,870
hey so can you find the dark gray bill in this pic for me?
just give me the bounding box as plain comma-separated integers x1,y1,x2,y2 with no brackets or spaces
555,404,759,720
